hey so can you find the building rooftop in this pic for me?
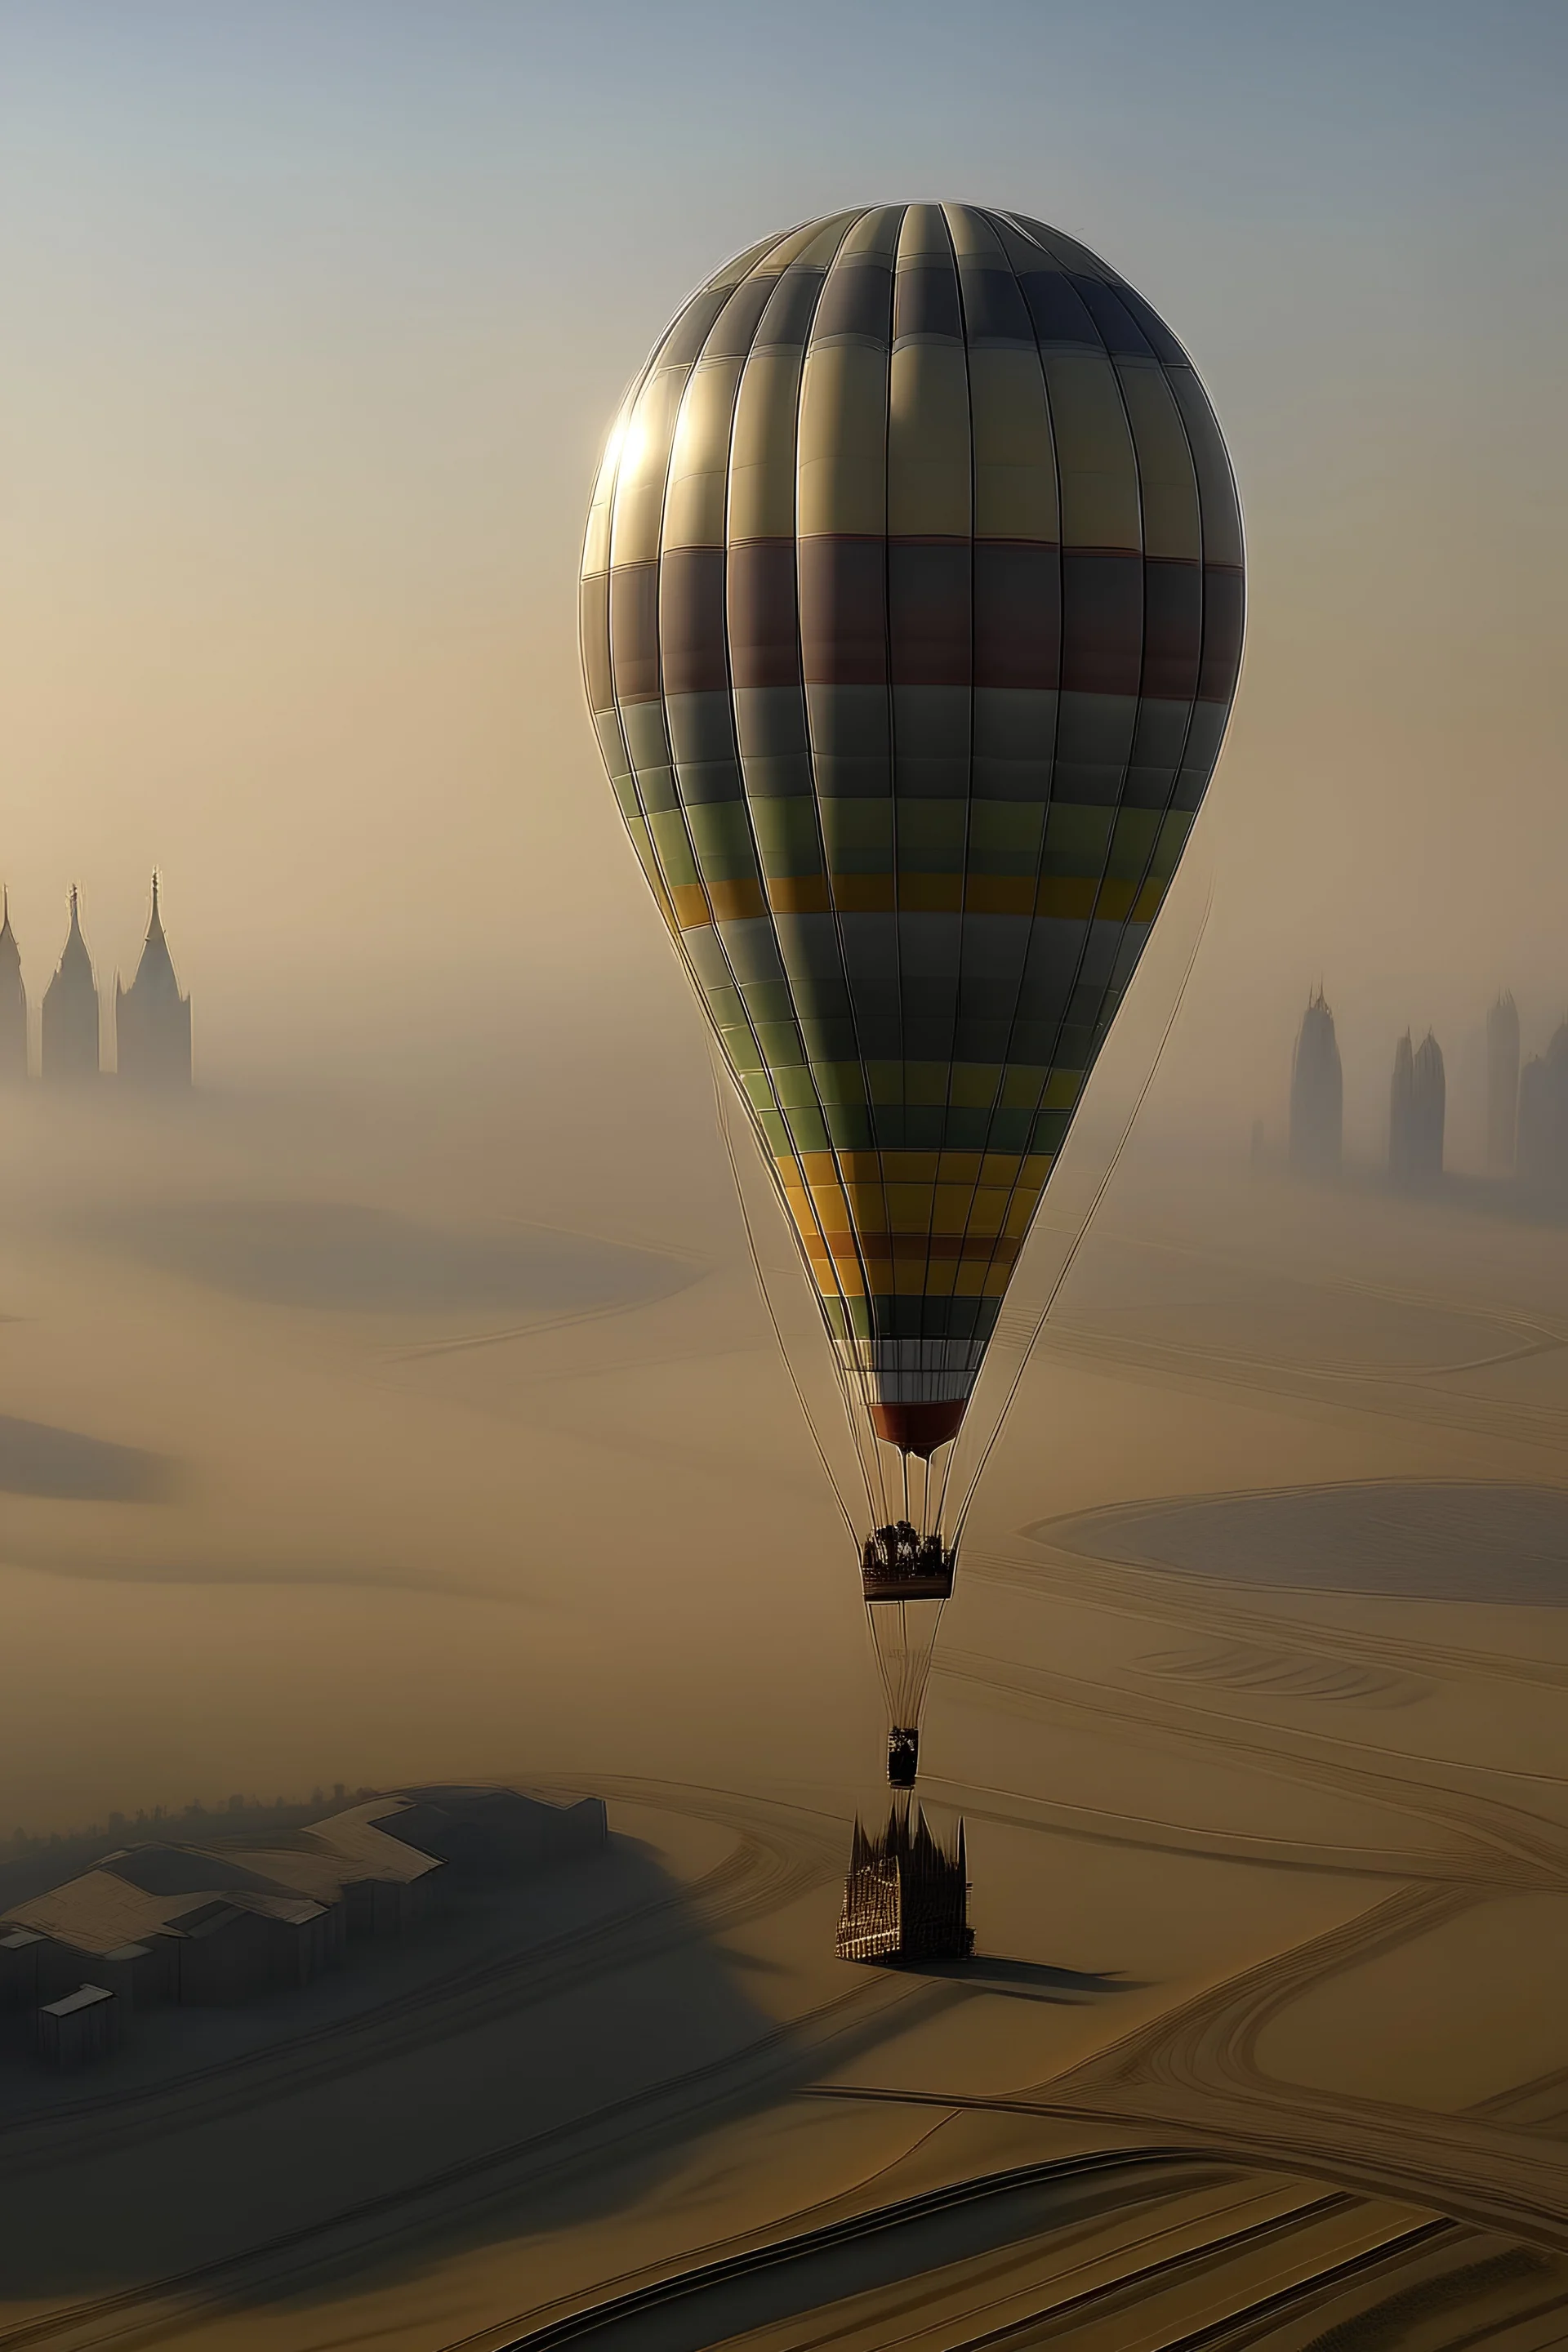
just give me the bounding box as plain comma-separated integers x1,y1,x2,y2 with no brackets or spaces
7,1872,207,1956
0,1788,581,1960
214,1846,358,1905
4,1869,326,1955
173,1892,325,1943
97,1845,289,1898
297,1798,444,1884
41,1983,114,2018
86,1805,443,1909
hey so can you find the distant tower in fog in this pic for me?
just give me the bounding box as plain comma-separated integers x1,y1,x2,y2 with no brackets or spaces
1289,988,1343,1177
1413,1034,1446,1181
1487,993,1520,1174
1390,1030,1445,1189
41,889,100,1082
1389,1033,1414,1183
115,875,191,1089
1517,1023,1568,1197
0,894,24,1080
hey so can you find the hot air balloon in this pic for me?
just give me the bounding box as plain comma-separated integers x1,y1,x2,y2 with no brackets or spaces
581,204,1243,1784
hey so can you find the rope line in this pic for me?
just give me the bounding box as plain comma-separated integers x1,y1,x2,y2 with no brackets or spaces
950,887,1214,1544
708,1045,867,1543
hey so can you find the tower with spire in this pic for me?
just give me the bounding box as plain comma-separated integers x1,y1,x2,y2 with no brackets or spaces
1517,1022,1568,1198
41,889,100,1082
115,875,191,1089
1390,1028,1445,1190
1487,991,1521,1174
0,894,24,1081
835,1804,972,1963
1289,987,1343,1178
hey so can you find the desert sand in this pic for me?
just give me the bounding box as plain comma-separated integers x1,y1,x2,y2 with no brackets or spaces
5,1074,1568,2345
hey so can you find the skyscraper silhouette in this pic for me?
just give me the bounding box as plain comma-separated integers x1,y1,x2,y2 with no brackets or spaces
115,875,191,1089
0,894,24,1081
40,889,100,1083
1390,1029,1445,1189
1289,988,1343,1177
1517,1024,1568,1198
1487,992,1521,1174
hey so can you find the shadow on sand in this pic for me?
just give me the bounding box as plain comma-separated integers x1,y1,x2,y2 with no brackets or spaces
0,1414,178,1503
906,1953,1143,2005
74,1200,701,1318
0,1823,935,2332
1040,1479,1568,1606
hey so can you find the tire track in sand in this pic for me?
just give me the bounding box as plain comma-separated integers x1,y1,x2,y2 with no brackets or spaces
855,1646,1568,2251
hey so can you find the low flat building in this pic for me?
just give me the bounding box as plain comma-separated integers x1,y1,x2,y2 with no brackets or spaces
93,1842,350,1967
0,1786,604,2029
91,1844,285,1900
0,1927,46,2009
385,1788,607,1876
96,1809,444,1943
36,1983,118,2069
167,1895,332,2004
247,1798,444,1937
2,1868,332,2007
5,1869,193,2001
95,1943,162,2008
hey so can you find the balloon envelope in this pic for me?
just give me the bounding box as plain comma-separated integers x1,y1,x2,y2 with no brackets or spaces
581,205,1243,1454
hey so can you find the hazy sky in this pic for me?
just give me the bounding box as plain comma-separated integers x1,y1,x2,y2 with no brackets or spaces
0,0,1563,1115
0,3,1566,1827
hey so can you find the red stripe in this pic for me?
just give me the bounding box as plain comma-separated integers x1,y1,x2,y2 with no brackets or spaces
659,547,728,696
974,541,1060,691
1198,565,1245,705
798,537,887,687
727,541,800,691
608,563,660,703
1060,550,1142,697
889,540,972,688
578,574,612,712
1142,558,1202,702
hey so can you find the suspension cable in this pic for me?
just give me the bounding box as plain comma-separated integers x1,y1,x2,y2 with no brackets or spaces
708,1046,869,1542
950,889,1213,1544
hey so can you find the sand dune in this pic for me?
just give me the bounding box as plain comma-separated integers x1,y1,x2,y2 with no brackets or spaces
5,1133,1568,2342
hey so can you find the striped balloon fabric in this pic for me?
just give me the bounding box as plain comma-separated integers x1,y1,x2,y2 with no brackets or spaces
581,204,1243,1456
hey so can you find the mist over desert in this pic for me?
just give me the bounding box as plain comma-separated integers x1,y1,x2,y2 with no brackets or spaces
2,4,1567,2347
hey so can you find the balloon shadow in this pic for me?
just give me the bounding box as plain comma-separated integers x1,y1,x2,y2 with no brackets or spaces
906,1953,1144,2004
